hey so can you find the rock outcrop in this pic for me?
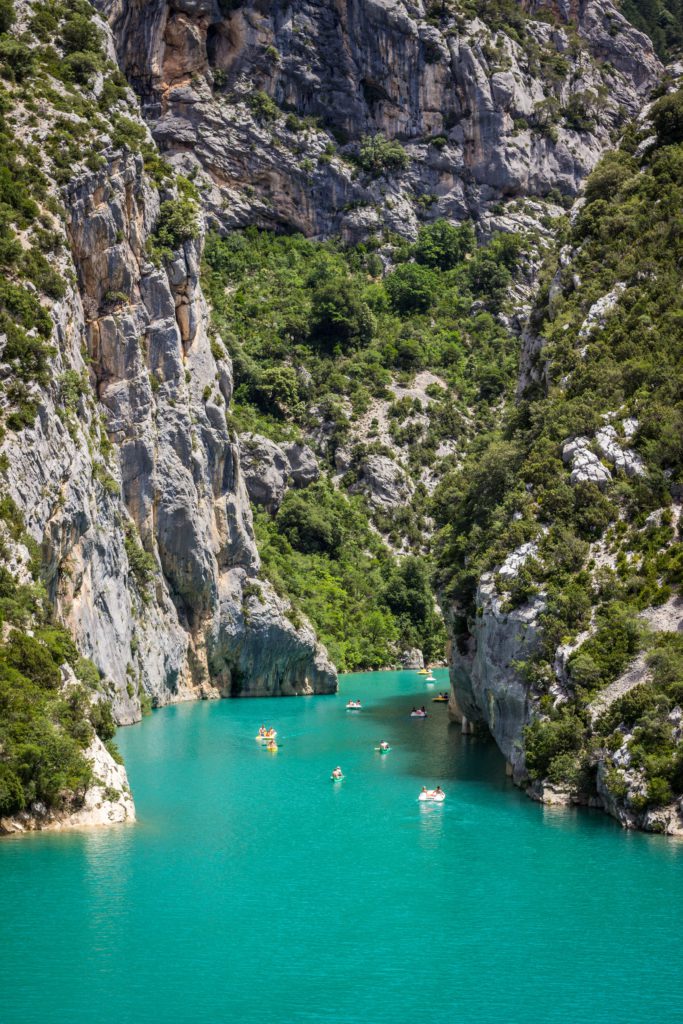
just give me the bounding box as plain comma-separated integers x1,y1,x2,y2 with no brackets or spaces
0,735,135,835
2,7,337,739
449,571,545,780
239,433,319,512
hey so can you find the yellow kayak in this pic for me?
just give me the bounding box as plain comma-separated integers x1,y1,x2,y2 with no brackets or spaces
417,669,428,675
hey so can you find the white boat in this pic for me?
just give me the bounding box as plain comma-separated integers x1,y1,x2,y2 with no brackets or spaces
425,674,436,682
418,789,445,803
410,711,428,718
346,701,362,710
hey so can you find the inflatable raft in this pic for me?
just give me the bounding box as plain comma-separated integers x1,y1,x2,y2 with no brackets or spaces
418,790,446,803
410,711,428,718
346,701,362,710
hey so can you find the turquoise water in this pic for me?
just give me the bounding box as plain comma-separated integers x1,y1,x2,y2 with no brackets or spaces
1,669,682,1024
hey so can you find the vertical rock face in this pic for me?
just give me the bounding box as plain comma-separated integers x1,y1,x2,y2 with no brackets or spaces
95,0,660,238
449,574,544,780
5,145,336,725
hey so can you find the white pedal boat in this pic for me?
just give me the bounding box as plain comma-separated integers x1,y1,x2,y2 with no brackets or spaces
418,789,445,803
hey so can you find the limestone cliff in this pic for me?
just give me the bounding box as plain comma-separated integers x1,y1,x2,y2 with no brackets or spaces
96,0,660,239
3,0,336,739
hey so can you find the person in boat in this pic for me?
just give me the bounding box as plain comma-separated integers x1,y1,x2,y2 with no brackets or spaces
258,725,266,736
379,741,389,751
420,706,426,713
434,786,443,795
411,707,417,714
331,766,343,779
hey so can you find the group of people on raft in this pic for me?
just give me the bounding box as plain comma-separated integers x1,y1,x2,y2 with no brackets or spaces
257,725,278,751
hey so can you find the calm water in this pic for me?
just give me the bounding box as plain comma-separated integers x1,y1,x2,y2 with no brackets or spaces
1,669,682,1024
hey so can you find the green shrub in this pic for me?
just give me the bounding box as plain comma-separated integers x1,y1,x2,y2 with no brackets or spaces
248,90,279,123
651,89,683,146
148,196,200,264
524,712,585,781
412,220,475,270
0,0,15,35
310,277,375,350
385,263,438,312
358,134,409,176
124,529,158,591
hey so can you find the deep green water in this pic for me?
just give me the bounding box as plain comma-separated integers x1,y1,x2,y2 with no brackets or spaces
1,669,682,1024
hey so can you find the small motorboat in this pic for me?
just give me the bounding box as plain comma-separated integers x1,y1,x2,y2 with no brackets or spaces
410,710,428,718
346,700,362,710
432,693,449,703
418,789,446,803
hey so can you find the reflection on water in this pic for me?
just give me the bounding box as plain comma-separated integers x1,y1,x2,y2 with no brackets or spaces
417,801,445,849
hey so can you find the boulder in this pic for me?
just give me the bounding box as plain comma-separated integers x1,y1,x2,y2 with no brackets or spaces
349,454,414,509
239,433,290,513
284,442,320,488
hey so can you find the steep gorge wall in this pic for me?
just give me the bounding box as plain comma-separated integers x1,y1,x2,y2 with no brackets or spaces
96,0,660,239
3,3,336,731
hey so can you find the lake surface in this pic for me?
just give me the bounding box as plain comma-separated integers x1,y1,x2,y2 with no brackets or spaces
1,669,682,1024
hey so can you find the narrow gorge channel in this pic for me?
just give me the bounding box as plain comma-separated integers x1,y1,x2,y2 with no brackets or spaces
1,670,682,1024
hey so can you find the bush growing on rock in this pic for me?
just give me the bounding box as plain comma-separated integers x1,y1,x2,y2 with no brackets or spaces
358,133,409,176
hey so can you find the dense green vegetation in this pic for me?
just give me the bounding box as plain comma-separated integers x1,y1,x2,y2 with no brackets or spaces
621,0,683,60
203,220,528,669
253,482,444,670
0,500,119,818
435,88,683,810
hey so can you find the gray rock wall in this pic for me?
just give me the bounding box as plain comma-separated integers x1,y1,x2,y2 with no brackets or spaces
96,0,661,239
4,138,336,726
449,574,544,780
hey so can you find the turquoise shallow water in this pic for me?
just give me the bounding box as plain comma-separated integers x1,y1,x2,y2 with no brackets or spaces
1,668,682,1024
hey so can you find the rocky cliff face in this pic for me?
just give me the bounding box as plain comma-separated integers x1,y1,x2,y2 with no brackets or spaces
3,1,336,736
96,0,660,239
449,556,545,781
